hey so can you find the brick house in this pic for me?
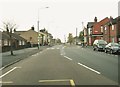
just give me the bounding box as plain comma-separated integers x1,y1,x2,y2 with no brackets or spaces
103,16,120,43
87,17,110,45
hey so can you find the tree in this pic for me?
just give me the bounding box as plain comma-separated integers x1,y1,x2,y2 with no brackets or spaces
56,38,61,44
67,33,74,45
79,31,84,42
3,22,17,55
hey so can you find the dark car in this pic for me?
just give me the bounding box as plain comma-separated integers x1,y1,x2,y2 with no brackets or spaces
104,43,120,54
93,40,107,51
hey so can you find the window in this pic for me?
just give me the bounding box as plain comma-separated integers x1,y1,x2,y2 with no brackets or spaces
101,26,103,32
22,41,25,45
112,25,114,30
0,40,1,46
9,40,11,46
104,25,107,34
4,40,8,46
19,40,22,45
104,25,107,30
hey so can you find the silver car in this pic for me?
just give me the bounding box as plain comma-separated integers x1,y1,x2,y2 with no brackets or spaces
104,43,120,54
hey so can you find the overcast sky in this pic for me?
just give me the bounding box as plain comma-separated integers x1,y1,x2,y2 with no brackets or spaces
0,0,119,42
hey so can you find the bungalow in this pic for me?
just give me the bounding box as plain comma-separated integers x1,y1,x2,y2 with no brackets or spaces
1,31,27,52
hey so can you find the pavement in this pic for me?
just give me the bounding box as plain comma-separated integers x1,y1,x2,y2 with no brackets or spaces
1,46,49,68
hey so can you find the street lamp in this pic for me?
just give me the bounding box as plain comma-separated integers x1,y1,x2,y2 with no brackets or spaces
37,7,49,49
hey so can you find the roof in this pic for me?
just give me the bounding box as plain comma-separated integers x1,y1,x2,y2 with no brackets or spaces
1,32,26,41
12,33,27,41
1,32,10,40
14,31,27,35
98,17,110,26
87,22,94,28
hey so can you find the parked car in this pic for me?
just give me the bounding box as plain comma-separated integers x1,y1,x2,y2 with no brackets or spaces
104,43,120,54
93,40,107,51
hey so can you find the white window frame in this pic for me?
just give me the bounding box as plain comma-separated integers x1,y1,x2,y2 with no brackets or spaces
101,26,103,32
112,25,114,30
104,25,107,30
22,41,25,45
4,39,8,46
0,40,1,46
19,40,22,45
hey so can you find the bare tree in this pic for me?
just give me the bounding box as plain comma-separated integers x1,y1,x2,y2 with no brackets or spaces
3,22,17,55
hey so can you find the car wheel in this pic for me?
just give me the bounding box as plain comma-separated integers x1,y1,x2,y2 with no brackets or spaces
96,47,99,51
110,50,113,54
105,49,107,53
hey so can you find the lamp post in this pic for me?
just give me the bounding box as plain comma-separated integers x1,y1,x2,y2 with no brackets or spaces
37,7,49,49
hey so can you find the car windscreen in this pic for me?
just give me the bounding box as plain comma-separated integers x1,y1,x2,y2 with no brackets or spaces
98,40,107,44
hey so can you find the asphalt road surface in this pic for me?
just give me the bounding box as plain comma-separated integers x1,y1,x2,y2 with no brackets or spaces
0,45,118,86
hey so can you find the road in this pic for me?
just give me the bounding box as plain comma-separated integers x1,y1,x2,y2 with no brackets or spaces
0,45,118,86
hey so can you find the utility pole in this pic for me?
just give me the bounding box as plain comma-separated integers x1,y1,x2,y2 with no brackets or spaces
76,28,78,45
64,35,66,44
82,22,84,47
37,7,49,49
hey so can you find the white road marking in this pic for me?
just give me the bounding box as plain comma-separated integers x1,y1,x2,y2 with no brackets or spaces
64,56,72,61
61,54,63,56
47,48,50,50
57,48,59,49
39,52,42,53
0,67,21,78
114,55,118,57
51,48,55,49
32,54,36,56
78,63,101,74
0,81,13,84
0,67,5,71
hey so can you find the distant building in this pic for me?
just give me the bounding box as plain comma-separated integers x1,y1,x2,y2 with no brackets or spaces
15,27,46,47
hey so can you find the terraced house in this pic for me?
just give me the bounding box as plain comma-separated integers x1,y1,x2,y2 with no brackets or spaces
86,16,120,45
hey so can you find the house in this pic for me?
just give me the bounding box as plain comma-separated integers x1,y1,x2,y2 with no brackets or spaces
15,27,46,47
87,17,110,45
103,16,120,43
87,22,94,45
83,27,88,45
1,31,27,52
40,28,53,45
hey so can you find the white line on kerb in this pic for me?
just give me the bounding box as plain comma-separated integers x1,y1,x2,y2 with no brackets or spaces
0,67,21,78
78,63,101,74
64,56,72,61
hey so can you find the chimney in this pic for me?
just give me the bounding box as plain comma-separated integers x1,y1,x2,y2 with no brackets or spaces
31,26,34,31
94,17,97,22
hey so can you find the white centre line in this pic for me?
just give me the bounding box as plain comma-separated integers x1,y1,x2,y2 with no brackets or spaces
78,63,101,74
64,56,72,61
0,67,21,79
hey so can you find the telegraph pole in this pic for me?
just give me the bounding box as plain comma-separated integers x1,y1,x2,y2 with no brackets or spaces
37,7,49,49
76,28,78,45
